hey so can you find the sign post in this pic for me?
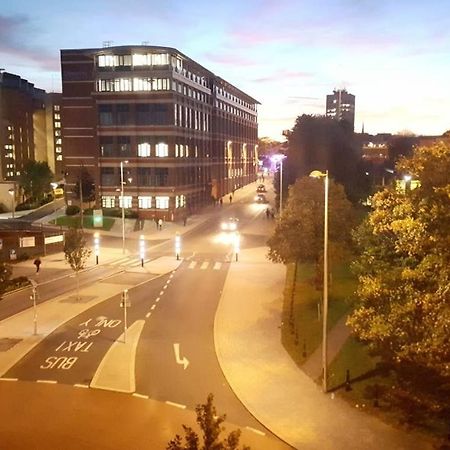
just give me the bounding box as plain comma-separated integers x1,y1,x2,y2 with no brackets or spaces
120,289,130,343
29,279,38,335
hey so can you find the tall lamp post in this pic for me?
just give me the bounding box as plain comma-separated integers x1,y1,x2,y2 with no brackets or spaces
120,160,129,254
271,154,287,216
8,188,14,219
310,169,329,393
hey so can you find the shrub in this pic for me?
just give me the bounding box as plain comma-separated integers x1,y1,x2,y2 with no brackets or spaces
66,205,80,216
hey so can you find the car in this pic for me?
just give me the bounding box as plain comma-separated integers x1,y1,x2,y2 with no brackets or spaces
256,184,267,193
254,193,268,203
221,217,239,232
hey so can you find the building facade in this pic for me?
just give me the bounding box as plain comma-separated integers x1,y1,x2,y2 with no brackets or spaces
60,45,259,221
326,89,355,130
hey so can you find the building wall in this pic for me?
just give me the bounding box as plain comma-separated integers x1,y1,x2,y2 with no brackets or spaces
326,89,355,130
61,45,259,221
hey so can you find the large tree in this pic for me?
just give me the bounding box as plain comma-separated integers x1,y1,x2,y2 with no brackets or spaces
19,160,54,203
167,394,250,450
72,167,96,205
268,176,355,277
0,262,12,299
348,141,450,413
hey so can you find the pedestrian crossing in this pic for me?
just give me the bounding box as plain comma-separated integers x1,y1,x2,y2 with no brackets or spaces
107,256,151,268
108,256,228,271
187,260,227,271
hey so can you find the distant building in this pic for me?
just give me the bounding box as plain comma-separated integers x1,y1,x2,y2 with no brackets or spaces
60,45,259,221
326,89,355,130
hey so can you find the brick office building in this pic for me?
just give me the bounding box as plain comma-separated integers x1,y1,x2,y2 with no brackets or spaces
60,45,259,221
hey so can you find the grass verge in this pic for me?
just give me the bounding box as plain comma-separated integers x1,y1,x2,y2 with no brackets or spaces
54,215,115,231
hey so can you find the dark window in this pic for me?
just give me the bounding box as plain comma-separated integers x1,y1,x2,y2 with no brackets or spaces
99,104,113,125
101,167,116,185
117,136,132,156
136,103,170,125
116,104,130,125
154,167,169,186
100,136,114,156
137,167,151,185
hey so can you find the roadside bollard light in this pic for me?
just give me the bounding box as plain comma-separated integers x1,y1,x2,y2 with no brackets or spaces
29,279,38,335
234,233,240,262
94,232,100,265
120,289,130,344
139,234,145,267
175,233,181,261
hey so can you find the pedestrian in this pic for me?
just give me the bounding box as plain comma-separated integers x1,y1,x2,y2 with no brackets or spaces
158,218,163,230
219,198,223,207
265,208,270,219
33,257,41,273
183,215,187,226
154,217,158,230
270,208,275,219
229,194,232,204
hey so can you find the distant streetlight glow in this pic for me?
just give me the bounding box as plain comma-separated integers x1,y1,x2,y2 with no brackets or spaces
8,188,14,219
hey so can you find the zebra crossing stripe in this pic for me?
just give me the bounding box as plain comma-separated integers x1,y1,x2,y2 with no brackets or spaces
200,262,209,270
109,257,131,266
188,261,196,269
213,262,221,270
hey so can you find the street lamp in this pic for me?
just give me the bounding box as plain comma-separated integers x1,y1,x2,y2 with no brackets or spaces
120,160,129,254
94,232,100,265
8,188,14,219
271,154,287,216
139,234,145,267
309,169,329,393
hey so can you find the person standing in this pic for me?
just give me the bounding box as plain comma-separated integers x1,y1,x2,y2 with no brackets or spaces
158,218,163,230
229,194,232,204
33,257,41,273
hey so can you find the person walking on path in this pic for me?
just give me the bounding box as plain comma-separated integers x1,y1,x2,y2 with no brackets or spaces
33,257,41,273
183,215,187,226
229,194,233,204
158,218,163,230
219,198,223,207
265,208,270,219
154,217,158,230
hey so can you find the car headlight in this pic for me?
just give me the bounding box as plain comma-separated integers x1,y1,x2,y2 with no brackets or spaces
230,223,237,230
221,223,228,230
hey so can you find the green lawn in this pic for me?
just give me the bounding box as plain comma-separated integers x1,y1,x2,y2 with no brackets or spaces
281,261,356,368
54,215,115,231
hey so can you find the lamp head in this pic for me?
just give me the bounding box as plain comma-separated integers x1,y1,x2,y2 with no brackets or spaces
309,170,327,179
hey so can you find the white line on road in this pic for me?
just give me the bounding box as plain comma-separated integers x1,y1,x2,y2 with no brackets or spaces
159,290,164,296
166,279,171,284
188,261,196,269
166,401,186,409
155,297,160,302
213,262,221,270
37,379,57,384
200,261,209,270
245,426,266,436
74,384,89,389
151,305,156,310
132,393,149,399
0,377,18,382
163,284,168,290
146,312,151,318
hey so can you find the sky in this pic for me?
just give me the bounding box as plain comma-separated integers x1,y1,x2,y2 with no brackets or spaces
1,0,449,140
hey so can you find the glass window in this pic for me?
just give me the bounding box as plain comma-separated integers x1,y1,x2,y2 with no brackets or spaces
102,196,115,208
138,142,151,157
56,155,62,161
54,105,60,111
138,196,152,209
155,142,168,157
99,104,113,125
155,196,169,209
119,196,132,208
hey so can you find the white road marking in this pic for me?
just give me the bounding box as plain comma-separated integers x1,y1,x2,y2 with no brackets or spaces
200,261,209,270
245,426,266,436
169,273,174,278
151,305,156,310
163,285,168,290
188,261,196,269
132,393,149,399
166,279,171,284
109,257,130,266
213,262,221,270
74,383,89,389
155,297,160,303
159,290,164,296
0,377,18,382
145,312,151,318
37,379,57,384
166,401,186,409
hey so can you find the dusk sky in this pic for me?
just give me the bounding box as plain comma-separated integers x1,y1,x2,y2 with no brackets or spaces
1,0,449,140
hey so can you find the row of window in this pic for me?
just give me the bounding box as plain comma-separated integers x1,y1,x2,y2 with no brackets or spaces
98,53,171,68
215,100,257,122
97,77,170,92
174,104,209,131
214,85,256,111
98,103,170,126
102,195,182,210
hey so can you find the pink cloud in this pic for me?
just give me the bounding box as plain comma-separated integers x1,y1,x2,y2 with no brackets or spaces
253,70,313,83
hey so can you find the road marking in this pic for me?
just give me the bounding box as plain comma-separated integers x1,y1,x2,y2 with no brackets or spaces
155,297,160,303
74,383,89,389
159,290,164,296
173,343,189,370
0,377,18,382
163,285,168,290
245,426,266,436
37,379,57,384
151,305,156,310
213,262,221,270
166,401,186,409
146,312,151,318
166,279,171,284
188,261,196,269
169,273,174,278
200,261,209,270
132,393,149,399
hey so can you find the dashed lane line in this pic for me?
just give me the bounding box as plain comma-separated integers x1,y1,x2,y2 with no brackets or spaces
74,384,89,389
151,305,156,310
132,393,149,400
200,262,209,270
213,262,221,270
146,312,151,318
188,261,196,269
159,290,164,296
245,426,266,436
37,379,57,384
166,401,186,409
0,377,18,382
155,297,160,302
166,279,171,284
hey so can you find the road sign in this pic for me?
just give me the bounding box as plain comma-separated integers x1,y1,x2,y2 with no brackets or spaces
120,289,130,308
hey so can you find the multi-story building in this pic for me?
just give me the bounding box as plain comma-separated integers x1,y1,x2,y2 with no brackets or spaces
326,89,355,130
60,45,259,220
44,93,64,180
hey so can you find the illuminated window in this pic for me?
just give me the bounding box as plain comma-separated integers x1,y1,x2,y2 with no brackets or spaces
54,122,61,128
54,113,60,120
55,146,62,153
56,155,62,161
119,196,132,208
155,143,168,157
54,105,60,111
138,196,152,209
55,129,61,136
138,142,151,157
155,196,169,209
102,196,115,208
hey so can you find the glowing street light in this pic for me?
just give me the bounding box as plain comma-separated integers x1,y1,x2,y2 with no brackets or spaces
271,154,287,216
94,232,100,265
309,169,329,393
139,235,145,267
175,232,181,260
8,188,14,219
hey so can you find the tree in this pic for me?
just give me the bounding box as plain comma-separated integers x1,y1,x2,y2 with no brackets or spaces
0,262,12,299
72,167,96,206
19,160,54,203
63,228,91,300
285,114,366,202
267,176,355,276
347,141,450,415
386,135,416,167
167,394,250,450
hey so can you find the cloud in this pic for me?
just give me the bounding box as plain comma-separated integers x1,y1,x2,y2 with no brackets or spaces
252,70,313,83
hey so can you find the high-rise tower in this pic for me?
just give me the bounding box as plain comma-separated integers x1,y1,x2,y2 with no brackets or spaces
326,89,355,130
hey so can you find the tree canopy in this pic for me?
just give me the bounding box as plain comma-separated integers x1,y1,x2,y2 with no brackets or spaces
19,160,54,202
72,167,96,203
267,176,355,269
348,141,450,407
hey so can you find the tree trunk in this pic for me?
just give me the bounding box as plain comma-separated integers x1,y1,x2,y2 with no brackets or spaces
76,270,80,301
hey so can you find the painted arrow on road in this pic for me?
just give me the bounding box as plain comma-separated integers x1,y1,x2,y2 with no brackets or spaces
173,343,189,370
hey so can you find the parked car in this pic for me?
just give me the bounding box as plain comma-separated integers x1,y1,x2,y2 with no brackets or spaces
254,193,268,203
256,184,267,193
221,217,239,232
